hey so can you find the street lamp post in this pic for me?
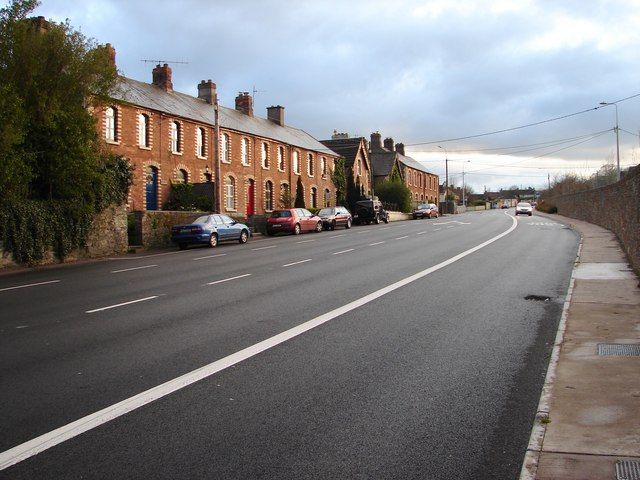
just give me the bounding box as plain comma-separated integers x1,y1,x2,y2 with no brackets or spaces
438,145,448,208
599,101,620,181
462,160,470,207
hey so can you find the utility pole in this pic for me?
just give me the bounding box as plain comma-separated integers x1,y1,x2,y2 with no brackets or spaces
547,173,551,191
438,145,448,212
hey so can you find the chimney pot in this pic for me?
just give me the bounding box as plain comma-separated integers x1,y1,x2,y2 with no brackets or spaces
383,137,394,152
152,63,173,92
235,92,254,116
198,79,217,105
370,132,383,152
395,142,405,156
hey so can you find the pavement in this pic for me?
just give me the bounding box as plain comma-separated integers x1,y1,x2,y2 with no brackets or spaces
521,212,640,480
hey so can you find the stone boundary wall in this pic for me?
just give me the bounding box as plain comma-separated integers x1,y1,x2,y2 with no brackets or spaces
1,204,128,269
547,165,639,275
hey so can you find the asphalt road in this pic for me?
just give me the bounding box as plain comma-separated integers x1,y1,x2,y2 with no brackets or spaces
0,210,579,479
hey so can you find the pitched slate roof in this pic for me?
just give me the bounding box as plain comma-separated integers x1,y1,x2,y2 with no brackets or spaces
110,77,338,156
369,150,398,178
319,137,364,169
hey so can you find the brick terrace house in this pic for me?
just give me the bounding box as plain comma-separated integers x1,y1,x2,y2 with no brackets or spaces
368,132,439,205
96,47,339,217
320,131,373,198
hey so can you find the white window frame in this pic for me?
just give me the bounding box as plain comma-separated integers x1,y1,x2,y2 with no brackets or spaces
196,127,206,157
105,107,116,142
170,121,181,153
265,180,273,211
308,153,314,177
293,151,300,175
278,146,285,171
225,177,236,210
221,133,230,163
241,138,250,166
261,142,269,169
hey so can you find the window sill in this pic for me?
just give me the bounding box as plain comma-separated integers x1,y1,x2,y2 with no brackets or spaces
172,151,183,156
197,155,207,160
241,163,251,167
139,145,152,151
105,139,120,145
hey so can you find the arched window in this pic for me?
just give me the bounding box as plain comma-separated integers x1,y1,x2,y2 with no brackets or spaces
262,142,269,168
324,188,331,207
105,107,117,141
196,127,206,157
264,180,273,211
225,176,236,210
176,169,188,183
293,151,300,174
278,146,285,171
310,187,317,208
321,157,327,176
170,121,181,153
138,113,149,147
308,153,315,177
221,133,230,162
241,138,250,165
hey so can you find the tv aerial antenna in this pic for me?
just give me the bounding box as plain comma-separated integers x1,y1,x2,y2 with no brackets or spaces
141,59,189,65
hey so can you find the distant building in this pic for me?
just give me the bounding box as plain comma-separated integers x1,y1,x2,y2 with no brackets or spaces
95,45,339,215
320,132,373,199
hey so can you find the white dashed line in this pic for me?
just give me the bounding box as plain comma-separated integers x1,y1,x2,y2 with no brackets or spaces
0,280,60,293
283,259,312,267
86,296,159,314
193,253,226,260
111,265,158,274
251,245,277,251
206,274,252,285
332,249,354,255
329,234,345,238
395,236,408,240
416,231,427,235
296,239,316,244
356,230,371,234
368,241,385,246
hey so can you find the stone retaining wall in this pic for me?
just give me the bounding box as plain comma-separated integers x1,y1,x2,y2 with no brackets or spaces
546,165,639,275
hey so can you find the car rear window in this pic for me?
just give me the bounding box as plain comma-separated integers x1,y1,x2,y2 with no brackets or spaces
271,210,291,218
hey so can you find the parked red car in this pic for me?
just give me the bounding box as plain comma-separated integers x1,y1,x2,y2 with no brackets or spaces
266,208,323,235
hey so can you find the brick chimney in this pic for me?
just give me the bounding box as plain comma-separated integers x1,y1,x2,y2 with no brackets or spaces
152,64,173,92
30,16,49,33
331,130,349,140
198,79,217,105
370,132,383,152
383,137,395,152
267,105,284,126
235,92,253,116
395,143,405,156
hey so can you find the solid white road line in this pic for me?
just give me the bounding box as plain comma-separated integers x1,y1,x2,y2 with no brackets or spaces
0,280,60,293
86,296,159,314
0,213,518,471
107,250,186,260
332,249,354,255
206,274,252,285
110,265,158,274
192,253,226,261
282,259,312,267
251,245,277,251
368,241,385,246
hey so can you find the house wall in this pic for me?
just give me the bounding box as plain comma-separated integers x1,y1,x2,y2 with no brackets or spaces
546,165,639,275
96,102,337,214
404,166,439,204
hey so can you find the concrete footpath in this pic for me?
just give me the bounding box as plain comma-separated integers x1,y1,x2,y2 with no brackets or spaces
521,212,640,480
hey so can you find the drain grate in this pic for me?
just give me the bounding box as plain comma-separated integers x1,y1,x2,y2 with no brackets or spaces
598,344,640,357
616,460,640,480
524,294,551,302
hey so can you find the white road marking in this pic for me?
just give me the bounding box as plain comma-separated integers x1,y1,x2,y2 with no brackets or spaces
283,259,312,267
0,213,518,471
368,241,385,246
395,236,408,240
379,227,391,230
86,296,159,314
206,274,252,285
434,228,442,231
251,245,277,251
332,249,354,255
107,250,186,260
193,253,226,261
329,234,345,238
0,280,60,293
434,220,470,226
416,231,427,235
111,265,157,274
15,326,29,329
296,239,315,244
356,230,371,234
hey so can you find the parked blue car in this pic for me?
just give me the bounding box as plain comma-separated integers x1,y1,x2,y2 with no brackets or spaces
171,214,250,249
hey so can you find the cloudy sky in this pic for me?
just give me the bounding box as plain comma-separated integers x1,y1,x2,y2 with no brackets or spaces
26,0,640,192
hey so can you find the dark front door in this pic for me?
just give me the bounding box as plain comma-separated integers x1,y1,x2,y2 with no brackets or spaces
247,179,255,217
145,166,158,211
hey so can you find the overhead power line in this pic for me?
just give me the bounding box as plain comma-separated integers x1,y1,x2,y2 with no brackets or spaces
406,92,640,147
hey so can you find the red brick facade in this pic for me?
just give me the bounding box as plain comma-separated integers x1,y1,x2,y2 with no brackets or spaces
95,60,338,216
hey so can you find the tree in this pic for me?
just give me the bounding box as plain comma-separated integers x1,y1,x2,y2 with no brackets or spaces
0,0,118,203
345,168,363,212
279,183,293,208
294,176,305,208
330,157,346,206
375,180,412,213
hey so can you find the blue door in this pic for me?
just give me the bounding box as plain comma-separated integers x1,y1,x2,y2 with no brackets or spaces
145,166,158,210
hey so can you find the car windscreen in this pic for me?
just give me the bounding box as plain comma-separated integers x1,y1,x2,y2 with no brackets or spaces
417,204,428,209
517,203,531,207
318,208,333,216
271,211,291,218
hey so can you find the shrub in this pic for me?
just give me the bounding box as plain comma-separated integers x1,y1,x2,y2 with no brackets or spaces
375,180,412,213
536,200,557,214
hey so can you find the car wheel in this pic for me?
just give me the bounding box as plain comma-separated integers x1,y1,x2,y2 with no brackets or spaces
331,220,336,231
209,233,218,248
178,243,187,250
239,230,249,244
374,215,380,224
384,215,389,224
293,223,301,235
315,221,323,233
345,219,352,229
529,212,532,216
266,230,274,236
